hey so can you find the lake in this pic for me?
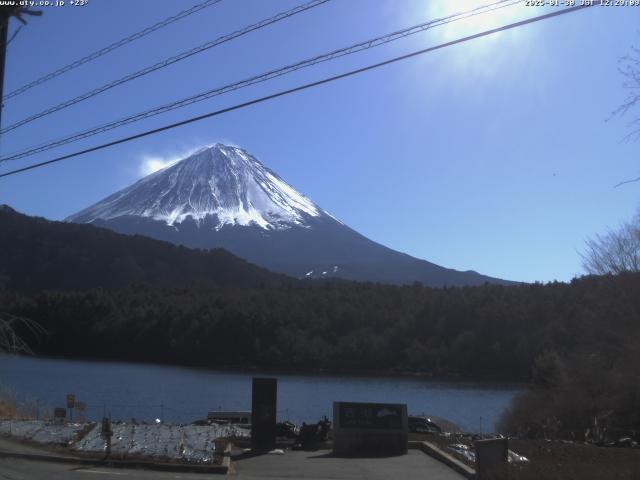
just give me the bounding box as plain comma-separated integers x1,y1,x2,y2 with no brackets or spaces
0,355,523,433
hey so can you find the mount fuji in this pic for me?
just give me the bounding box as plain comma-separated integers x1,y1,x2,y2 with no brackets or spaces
67,143,511,286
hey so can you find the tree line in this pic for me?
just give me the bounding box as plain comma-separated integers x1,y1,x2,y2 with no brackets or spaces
3,273,639,386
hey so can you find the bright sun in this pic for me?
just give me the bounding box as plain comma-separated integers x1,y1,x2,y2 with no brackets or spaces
404,0,535,75
430,0,528,43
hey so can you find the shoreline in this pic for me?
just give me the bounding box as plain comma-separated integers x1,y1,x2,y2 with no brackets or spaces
1,353,528,387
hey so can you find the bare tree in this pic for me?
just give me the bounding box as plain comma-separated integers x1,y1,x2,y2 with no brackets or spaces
0,312,44,355
581,214,640,275
612,43,640,187
614,44,640,136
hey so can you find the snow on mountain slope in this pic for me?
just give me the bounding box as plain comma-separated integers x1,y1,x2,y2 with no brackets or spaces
68,143,326,230
67,142,515,286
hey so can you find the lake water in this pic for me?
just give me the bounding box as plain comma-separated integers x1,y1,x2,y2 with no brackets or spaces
0,355,523,433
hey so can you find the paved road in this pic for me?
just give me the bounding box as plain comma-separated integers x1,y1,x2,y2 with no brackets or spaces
0,437,54,455
0,458,214,480
0,438,220,479
0,451,465,480
0,450,466,480
232,449,466,480
0,435,465,480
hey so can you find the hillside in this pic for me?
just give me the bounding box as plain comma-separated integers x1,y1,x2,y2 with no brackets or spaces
0,205,292,292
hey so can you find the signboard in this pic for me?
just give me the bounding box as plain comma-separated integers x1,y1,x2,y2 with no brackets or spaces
54,408,66,419
251,378,277,451
333,401,408,456
338,402,404,430
66,394,75,409
475,438,508,480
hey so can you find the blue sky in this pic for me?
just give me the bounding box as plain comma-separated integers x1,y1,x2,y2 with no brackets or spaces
0,0,638,283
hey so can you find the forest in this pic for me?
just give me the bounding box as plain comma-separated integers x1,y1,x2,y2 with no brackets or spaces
3,273,639,383
2,205,639,437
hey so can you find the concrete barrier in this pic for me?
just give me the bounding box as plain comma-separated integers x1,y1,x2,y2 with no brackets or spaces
333,402,408,456
412,440,476,479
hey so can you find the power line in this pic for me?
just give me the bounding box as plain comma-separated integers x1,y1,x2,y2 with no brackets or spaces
2,0,224,102
0,3,595,180
0,0,520,162
0,0,331,136
1,25,22,49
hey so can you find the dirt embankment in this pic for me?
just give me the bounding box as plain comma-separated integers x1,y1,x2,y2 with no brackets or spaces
504,439,640,480
417,433,640,480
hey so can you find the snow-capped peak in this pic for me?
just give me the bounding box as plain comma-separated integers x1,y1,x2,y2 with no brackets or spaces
67,143,329,230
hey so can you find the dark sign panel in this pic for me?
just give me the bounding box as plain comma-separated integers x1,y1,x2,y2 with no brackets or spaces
333,401,408,456
66,394,75,409
338,402,404,430
251,377,277,450
475,438,509,480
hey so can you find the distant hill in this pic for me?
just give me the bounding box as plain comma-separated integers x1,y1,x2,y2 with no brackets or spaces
0,205,292,292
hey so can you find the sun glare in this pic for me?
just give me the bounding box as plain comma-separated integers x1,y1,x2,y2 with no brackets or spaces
428,0,528,43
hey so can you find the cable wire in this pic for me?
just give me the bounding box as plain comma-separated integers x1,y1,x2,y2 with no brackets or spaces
2,0,224,102
0,0,521,162
0,0,331,135
0,3,595,180
0,25,21,49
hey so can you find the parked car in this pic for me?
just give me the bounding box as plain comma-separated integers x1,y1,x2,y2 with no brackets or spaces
408,416,442,434
276,421,299,439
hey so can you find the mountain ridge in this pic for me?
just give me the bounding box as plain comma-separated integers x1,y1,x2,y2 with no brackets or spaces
67,143,516,287
68,143,330,230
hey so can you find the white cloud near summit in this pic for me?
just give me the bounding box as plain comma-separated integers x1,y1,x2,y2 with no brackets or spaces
139,156,180,176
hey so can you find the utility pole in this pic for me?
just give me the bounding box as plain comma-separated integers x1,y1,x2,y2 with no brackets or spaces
0,6,42,130
0,9,11,129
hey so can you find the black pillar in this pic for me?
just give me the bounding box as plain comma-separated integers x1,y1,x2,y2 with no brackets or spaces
251,377,277,451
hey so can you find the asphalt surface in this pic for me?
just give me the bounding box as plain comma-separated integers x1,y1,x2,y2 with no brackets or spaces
0,436,465,480
0,451,466,480
0,437,224,479
0,437,55,456
0,458,214,479
232,449,466,479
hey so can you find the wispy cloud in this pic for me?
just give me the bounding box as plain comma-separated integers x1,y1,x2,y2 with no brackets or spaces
136,140,240,177
138,155,181,176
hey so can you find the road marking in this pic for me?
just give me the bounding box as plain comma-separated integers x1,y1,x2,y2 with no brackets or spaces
76,470,127,476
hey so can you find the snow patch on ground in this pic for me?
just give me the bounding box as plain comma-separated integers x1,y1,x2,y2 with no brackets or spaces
0,420,249,464
0,420,84,444
74,423,247,461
